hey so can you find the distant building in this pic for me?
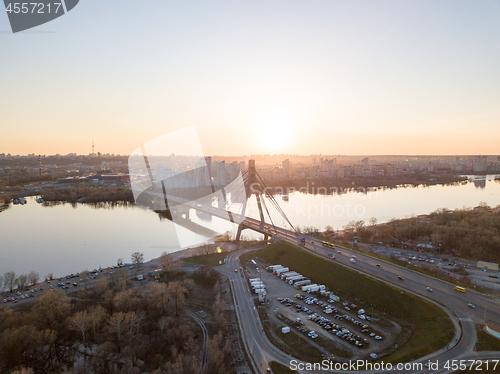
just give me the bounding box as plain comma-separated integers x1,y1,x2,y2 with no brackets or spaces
352,166,363,176
473,156,488,172
427,162,434,172
282,159,290,177
216,161,226,186
384,164,396,175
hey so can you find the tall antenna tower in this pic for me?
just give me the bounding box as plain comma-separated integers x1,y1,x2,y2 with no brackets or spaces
92,136,95,155
39,155,42,176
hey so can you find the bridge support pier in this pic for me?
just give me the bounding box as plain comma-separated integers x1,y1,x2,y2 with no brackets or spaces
235,223,270,241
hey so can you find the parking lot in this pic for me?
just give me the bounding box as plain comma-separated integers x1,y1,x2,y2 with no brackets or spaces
245,262,398,360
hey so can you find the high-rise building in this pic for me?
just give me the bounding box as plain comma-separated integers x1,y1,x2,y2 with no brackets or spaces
361,157,370,174
217,161,226,186
336,167,345,178
282,159,290,177
473,156,488,172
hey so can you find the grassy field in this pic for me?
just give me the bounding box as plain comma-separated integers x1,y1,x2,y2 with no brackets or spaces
182,251,229,266
269,361,298,374
241,242,455,364
476,324,500,351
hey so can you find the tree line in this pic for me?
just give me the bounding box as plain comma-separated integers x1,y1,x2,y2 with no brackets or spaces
0,263,236,373
340,203,500,263
1,271,41,293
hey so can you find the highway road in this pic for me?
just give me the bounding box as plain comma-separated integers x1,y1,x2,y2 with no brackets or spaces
143,191,500,372
219,248,308,374
219,236,500,373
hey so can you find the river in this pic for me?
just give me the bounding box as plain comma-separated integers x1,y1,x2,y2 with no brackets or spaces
1,175,499,278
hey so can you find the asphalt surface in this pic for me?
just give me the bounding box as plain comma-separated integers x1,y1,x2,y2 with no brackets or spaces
219,233,500,374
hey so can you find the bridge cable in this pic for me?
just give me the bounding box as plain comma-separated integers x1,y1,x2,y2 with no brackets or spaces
254,172,297,233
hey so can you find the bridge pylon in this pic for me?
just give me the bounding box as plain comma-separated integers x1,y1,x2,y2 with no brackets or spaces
235,160,270,241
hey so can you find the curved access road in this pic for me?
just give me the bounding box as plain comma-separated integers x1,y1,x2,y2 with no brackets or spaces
219,236,500,373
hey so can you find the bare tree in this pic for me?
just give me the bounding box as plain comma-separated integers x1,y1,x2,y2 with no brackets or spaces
28,271,39,286
370,217,378,227
131,252,144,270
4,272,16,292
117,258,124,266
147,282,170,317
88,305,107,338
31,289,71,331
16,274,28,289
70,310,91,344
108,312,127,340
126,310,145,334
167,281,189,316
159,251,179,273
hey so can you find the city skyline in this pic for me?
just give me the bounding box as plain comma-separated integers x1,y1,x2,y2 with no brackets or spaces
1,1,500,155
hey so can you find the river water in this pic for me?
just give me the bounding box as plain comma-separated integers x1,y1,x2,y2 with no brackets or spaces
1,175,499,278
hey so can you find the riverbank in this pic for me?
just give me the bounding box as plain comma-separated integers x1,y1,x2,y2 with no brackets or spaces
1,173,472,205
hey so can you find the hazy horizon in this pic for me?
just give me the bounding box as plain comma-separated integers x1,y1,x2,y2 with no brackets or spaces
1,0,500,156
3,151,500,158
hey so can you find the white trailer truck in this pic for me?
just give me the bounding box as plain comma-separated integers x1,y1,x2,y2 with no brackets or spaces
294,280,311,288
275,267,290,276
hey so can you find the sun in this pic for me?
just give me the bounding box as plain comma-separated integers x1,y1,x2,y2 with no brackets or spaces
256,109,295,153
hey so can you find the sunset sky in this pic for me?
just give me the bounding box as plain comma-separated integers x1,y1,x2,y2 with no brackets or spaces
1,0,499,156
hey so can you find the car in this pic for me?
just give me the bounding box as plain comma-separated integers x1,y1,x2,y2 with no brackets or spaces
375,335,382,340
467,303,475,308
370,353,378,359
370,333,376,337
3,299,7,303
234,269,238,272
426,287,433,292
338,251,341,254
375,264,381,267
398,276,404,280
